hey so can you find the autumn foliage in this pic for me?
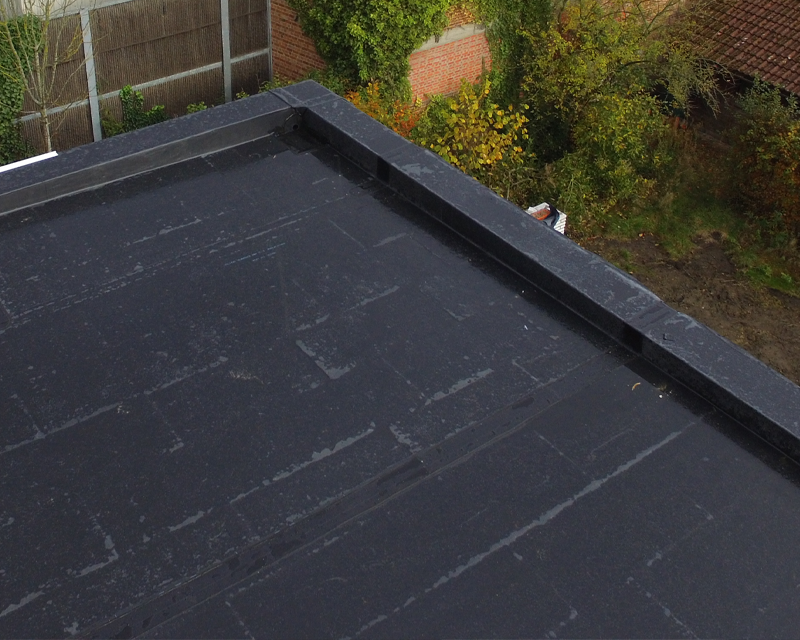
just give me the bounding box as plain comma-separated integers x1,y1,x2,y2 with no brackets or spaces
730,79,800,240
345,83,421,138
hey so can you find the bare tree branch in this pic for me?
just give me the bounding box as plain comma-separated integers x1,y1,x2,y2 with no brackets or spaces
1,0,95,152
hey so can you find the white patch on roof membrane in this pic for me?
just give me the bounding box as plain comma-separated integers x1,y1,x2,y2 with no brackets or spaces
76,536,119,577
429,430,683,590
400,163,434,176
229,426,374,505
4,356,228,456
245,218,300,241
328,219,365,249
389,424,418,450
296,339,354,380
349,285,400,310
356,614,388,635
626,576,696,637
296,314,330,331
130,218,202,245
2,403,120,455
273,427,375,482
425,368,493,406
168,510,210,532
0,591,44,618
144,355,229,396
374,233,407,247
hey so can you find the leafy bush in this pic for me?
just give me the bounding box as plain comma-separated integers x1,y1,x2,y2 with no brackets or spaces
259,69,352,97
102,85,167,137
729,78,800,241
411,79,529,196
0,14,41,164
473,0,552,108
186,102,208,114
288,0,451,98
345,82,421,138
0,122,32,165
468,0,712,232
548,90,671,223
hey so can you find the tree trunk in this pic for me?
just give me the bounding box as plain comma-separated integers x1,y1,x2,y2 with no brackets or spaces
41,108,52,152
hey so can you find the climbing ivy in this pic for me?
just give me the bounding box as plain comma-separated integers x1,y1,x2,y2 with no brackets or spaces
0,14,41,165
473,0,553,108
288,0,452,98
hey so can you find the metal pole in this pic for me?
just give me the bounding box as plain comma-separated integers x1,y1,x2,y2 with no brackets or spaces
81,8,102,142
220,0,232,102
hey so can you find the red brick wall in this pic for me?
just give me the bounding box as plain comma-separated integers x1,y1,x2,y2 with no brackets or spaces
271,0,325,80
408,32,491,100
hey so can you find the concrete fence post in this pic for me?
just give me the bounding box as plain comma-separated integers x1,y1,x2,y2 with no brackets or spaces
80,8,102,142
266,0,273,82
220,0,232,102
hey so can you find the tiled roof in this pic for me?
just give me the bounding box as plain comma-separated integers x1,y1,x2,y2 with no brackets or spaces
698,0,800,94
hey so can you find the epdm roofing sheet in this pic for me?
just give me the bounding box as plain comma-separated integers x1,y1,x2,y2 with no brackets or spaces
1,88,800,638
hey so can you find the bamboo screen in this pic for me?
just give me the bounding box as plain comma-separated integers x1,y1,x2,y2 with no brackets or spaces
91,0,221,92
230,0,269,95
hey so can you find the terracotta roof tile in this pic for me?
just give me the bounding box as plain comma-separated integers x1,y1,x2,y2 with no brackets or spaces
698,0,800,93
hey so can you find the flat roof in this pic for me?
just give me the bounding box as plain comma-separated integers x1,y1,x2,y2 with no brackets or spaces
1,82,800,638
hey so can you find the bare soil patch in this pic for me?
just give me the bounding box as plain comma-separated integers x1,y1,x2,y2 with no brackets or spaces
585,234,800,387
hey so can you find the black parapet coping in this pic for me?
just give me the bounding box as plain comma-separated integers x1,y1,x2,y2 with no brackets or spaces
272,80,800,462
0,91,298,218
273,81,409,177
633,309,800,459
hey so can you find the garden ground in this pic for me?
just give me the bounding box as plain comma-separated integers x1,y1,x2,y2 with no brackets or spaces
587,233,800,386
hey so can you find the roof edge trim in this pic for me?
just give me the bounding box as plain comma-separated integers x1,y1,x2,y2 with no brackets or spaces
0,92,299,219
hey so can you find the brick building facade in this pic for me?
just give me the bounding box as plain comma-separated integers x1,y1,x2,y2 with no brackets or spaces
408,29,491,99
271,0,326,81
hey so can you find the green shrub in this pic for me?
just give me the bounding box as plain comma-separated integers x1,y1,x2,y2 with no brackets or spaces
729,78,800,240
411,79,529,197
0,14,41,164
259,69,352,97
287,0,451,99
0,122,32,165
102,85,167,137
